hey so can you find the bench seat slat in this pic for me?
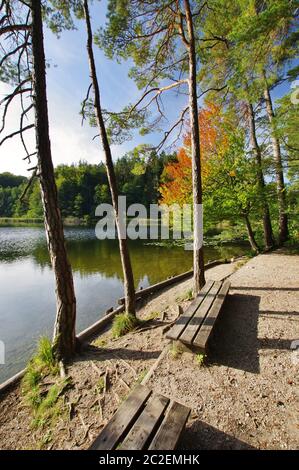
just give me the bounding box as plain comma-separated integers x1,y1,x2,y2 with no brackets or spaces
149,401,191,450
120,393,170,450
193,280,230,350
89,384,151,450
180,281,222,345
166,280,214,341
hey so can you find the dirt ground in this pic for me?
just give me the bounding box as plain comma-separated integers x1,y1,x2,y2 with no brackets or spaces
0,252,298,450
147,252,299,450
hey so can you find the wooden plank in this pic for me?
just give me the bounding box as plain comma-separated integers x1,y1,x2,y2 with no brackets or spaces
180,281,222,345
89,384,152,450
120,393,170,450
166,280,214,341
193,281,230,350
149,401,191,450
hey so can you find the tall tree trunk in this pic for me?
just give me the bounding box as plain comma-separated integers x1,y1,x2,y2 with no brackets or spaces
263,81,289,245
247,102,275,250
83,0,136,315
31,1,76,359
243,213,260,253
184,0,205,295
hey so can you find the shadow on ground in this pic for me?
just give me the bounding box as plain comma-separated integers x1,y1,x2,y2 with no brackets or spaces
76,344,162,363
179,419,256,450
207,292,298,373
208,293,261,374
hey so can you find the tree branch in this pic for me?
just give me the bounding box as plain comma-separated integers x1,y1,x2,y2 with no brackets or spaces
20,167,37,202
0,24,31,36
155,106,189,152
81,83,92,125
0,124,34,146
130,79,188,115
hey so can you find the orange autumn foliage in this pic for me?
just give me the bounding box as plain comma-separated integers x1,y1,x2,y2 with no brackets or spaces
159,103,228,206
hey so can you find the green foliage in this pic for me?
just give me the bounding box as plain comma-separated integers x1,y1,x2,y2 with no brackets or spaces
112,313,140,338
96,377,105,393
36,337,58,371
195,353,207,367
0,152,175,219
31,382,67,429
21,337,68,428
145,311,160,321
176,289,193,302
22,337,59,391
0,172,27,188
93,337,108,348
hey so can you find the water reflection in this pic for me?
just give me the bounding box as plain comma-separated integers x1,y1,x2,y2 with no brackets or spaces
0,227,248,382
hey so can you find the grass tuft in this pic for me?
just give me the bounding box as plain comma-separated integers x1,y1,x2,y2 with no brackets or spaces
112,313,140,338
195,353,207,367
21,337,67,429
169,342,184,360
176,289,194,302
96,377,105,393
145,311,160,321
93,337,108,348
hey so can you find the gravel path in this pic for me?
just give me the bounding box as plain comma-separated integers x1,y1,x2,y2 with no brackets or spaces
147,252,299,449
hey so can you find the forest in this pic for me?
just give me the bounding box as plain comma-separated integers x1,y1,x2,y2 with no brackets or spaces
0,0,298,454
0,151,175,220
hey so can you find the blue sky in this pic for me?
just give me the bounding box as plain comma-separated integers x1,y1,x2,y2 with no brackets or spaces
0,1,187,176
0,2,296,176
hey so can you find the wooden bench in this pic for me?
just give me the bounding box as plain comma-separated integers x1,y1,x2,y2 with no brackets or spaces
89,384,190,450
166,280,230,352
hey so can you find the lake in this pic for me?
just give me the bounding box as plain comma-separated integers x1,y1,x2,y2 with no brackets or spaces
0,226,249,382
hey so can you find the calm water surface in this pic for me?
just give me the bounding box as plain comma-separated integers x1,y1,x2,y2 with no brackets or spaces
0,226,248,382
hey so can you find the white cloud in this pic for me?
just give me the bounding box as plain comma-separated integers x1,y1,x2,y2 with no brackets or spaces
0,80,106,175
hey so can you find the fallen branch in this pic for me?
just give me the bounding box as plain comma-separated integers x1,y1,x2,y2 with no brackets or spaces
90,361,103,376
111,353,137,378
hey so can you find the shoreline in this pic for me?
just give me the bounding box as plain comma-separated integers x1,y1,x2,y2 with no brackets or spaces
0,258,232,394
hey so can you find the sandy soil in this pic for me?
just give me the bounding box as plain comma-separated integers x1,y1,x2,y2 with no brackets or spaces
147,252,299,450
0,253,298,450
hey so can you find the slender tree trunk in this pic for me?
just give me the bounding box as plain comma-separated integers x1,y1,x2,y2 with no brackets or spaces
263,81,289,245
243,213,259,253
247,102,275,250
184,0,205,295
83,0,136,315
31,1,76,359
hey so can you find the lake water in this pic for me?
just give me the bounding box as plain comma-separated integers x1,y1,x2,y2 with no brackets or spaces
0,226,249,382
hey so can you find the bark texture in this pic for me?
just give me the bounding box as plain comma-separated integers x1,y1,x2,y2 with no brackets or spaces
263,83,288,245
184,0,205,294
31,1,76,359
247,102,275,250
243,214,260,253
83,0,136,315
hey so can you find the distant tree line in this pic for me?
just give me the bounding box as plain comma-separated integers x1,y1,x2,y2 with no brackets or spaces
0,151,175,221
